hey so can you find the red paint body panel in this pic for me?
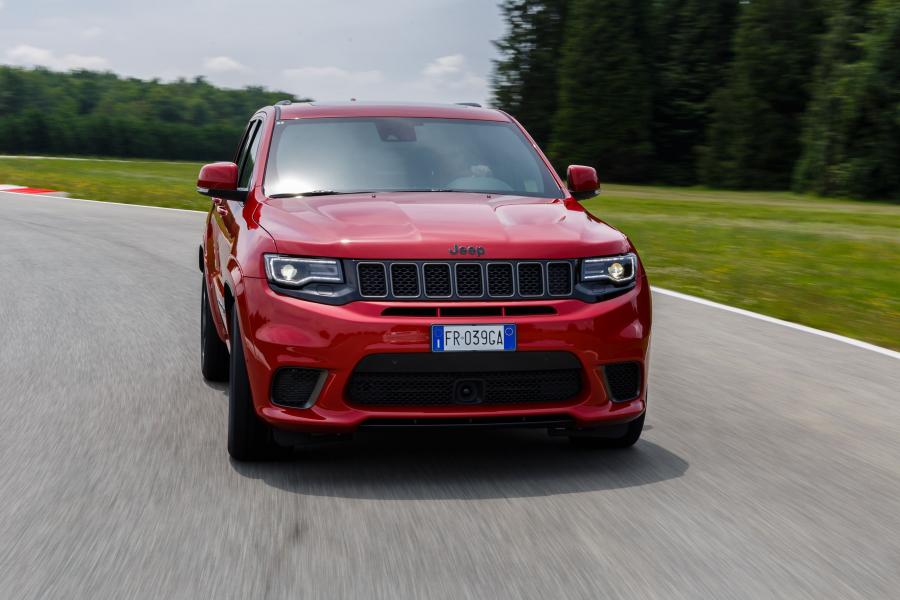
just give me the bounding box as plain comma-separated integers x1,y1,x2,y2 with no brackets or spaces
235,274,650,432
197,162,239,190
201,103,652,435
278,102,508,122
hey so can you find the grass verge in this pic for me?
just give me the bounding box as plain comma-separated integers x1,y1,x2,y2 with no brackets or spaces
584,185,899,350
2,156,897,349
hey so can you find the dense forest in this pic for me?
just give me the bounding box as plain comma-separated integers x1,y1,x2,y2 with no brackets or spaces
0,68,300,160
493,0,900,200
1,1,897,199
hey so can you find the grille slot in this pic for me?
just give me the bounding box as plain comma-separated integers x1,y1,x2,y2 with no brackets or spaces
271,368,324,408
487,263,514,296
517,263,544,296
358,263,388,297
390,263,420,297
455,263,484,297
604,362,641,402
423,263,452,297
548,262,573,296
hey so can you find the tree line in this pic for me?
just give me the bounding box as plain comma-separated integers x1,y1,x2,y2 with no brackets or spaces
492,0,900,200
0,68,300,161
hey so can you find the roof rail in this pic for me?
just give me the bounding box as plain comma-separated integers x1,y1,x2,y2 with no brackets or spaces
456,102,482,108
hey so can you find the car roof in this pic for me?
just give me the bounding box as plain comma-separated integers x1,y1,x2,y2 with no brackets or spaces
275,101,510,122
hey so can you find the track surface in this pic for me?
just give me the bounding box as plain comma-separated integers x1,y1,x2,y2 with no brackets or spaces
1,192,898,599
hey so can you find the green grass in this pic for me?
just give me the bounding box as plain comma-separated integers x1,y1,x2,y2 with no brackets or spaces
0,156,205,210
2,156,898,349
583,185,900,350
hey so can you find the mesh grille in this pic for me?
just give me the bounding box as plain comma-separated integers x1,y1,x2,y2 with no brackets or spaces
455,263,483,297
423,263,452,297
358,263,387,297
604,362,641,401
487,263,514,296
517,263,544,296
547,262,573,296
271,368,322,407
390,264,420,297
348,369,582,407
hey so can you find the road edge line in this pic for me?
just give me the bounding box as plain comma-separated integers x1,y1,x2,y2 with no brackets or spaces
652,286,899,360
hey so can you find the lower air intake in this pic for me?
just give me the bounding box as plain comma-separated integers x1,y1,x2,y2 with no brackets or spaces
603,362,641,402
271,368,324,408
347,351,583,407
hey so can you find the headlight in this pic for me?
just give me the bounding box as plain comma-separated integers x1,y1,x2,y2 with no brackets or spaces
581,253,637,283
264,255,344,287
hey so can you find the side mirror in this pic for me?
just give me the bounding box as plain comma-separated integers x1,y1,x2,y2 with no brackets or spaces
566,165,599,201
197,162,246,201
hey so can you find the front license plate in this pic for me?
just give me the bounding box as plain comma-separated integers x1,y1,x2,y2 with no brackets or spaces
431,324,516,352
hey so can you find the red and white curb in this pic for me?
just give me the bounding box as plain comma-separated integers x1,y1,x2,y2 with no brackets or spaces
0,184,69,197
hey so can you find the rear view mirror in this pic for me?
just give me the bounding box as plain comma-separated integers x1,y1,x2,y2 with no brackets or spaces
197,162,246,201
566,165,599,201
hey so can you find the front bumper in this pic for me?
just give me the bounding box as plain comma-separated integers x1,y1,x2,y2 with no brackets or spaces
236,274,652,433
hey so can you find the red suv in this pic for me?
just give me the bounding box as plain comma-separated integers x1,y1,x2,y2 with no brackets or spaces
198,102,651,460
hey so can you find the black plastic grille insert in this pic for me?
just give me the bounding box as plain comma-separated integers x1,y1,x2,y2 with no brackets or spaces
548,262,573,296
390,263,420,297
455,263,483,297
271,368,323,407
347,352,583,407
604,362,641,401
358,263,387,297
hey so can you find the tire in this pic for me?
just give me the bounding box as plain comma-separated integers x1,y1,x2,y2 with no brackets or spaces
201,280,230,382
569,413,645,449
227,306,277,461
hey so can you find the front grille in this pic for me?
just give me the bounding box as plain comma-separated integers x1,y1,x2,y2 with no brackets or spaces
352,260,575,301
347,351,583,407
271,368,324,408
604,362,641,402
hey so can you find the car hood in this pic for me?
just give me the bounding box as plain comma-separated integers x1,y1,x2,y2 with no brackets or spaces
256,192,630,260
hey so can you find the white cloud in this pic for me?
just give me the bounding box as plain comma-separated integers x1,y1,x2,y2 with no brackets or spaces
422,54,486,91
282,66,384,101
81,26,103,40
7,45,54,65
6,44,109,71
204,56,246,73
60,54,109,70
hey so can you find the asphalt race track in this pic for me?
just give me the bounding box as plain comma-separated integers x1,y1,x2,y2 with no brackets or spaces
1,191,898,600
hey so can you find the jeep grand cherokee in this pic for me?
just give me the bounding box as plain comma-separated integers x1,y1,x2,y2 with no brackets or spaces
197,102,651,460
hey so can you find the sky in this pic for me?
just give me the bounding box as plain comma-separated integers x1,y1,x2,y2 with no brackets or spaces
0,0,506,105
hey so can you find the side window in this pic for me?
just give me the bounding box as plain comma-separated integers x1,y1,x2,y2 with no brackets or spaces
238,121,262,190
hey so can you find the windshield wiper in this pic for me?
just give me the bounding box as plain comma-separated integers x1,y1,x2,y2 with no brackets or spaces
268,190,373,198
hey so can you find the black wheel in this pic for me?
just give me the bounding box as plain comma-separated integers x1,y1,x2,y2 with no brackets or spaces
227,307,277,461
201,280,229,382
569,413,645,449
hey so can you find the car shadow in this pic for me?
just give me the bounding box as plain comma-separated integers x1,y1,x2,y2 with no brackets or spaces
230,428,688,500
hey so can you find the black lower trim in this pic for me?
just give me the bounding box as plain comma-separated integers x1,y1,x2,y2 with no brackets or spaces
359,415,576,430
353,351,581,373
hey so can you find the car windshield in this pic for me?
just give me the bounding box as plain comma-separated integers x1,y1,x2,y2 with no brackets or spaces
264,117,561,198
